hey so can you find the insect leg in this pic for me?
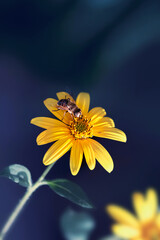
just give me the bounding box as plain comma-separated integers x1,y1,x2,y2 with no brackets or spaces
61,111,67,121
52,109,60,112
65,95,70,101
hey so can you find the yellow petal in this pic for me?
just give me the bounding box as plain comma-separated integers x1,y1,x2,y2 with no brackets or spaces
76,92,90,115
132,192,145,220
156,213,160,227
43,137,73,165
81,139,96,170
145,188,158,219
112,224,140,238
87,107,106,124
88,139,113,173
93,117,115,128
56,92,75,103
107,205,139,228
44,98,71,124
36,127,70,145
93,127,127,142
30,117,66,129
133,238,144,240
132,189,158,222
70,140,83,176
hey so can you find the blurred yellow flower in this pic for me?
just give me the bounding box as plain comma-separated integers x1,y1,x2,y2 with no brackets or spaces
106,188,160,240
31,92,126,175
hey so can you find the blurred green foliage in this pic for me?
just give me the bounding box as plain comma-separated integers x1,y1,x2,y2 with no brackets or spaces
60,208,95,240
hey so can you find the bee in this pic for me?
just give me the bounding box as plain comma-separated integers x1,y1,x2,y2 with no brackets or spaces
56,98,82,118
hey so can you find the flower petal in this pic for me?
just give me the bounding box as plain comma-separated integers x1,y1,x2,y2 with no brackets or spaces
76,92,90,115
87,107,106,124
88,139,113,173
56,92,75,102
112,224,140,238
133,189,158,222
156,213,160,227
93,127,127,142
145,188,158,219
70,140,83,176
81,139,96,170
107,205,139,228
93,117,115,128
44,98,71,124
36,127,70,145
31,117,66,129
132,192,145,220
43,137,73,165
133,238,143,240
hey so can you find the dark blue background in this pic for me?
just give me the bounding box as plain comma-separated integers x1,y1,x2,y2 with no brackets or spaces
0,0,160,239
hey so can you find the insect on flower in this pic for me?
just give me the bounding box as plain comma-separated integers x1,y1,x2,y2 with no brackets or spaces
55,97,82,119
31,92,127,175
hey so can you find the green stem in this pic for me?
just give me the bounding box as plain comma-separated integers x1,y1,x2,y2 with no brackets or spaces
37,163,55,182
0,162,56,240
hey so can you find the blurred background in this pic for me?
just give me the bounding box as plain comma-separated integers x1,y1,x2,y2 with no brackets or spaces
0,0,160,239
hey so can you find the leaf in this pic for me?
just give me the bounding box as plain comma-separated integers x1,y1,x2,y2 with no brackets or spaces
47,179,94,208
60,208,95,240
0,164,32,188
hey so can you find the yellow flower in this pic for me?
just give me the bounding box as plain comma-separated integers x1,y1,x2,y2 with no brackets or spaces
106,188,160,240
31,92,126,175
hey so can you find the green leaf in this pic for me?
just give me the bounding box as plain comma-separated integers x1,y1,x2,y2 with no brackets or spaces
0,164,32,188
60,208,95,240
47,179,94,209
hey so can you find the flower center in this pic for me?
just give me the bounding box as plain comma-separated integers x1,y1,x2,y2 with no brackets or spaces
141,221,160,240
69,116,93,139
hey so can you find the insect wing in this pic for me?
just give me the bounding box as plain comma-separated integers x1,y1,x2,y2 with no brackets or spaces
56,92,76,104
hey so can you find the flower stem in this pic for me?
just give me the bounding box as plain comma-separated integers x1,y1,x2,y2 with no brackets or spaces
0,162,56,240
37,163,55,182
